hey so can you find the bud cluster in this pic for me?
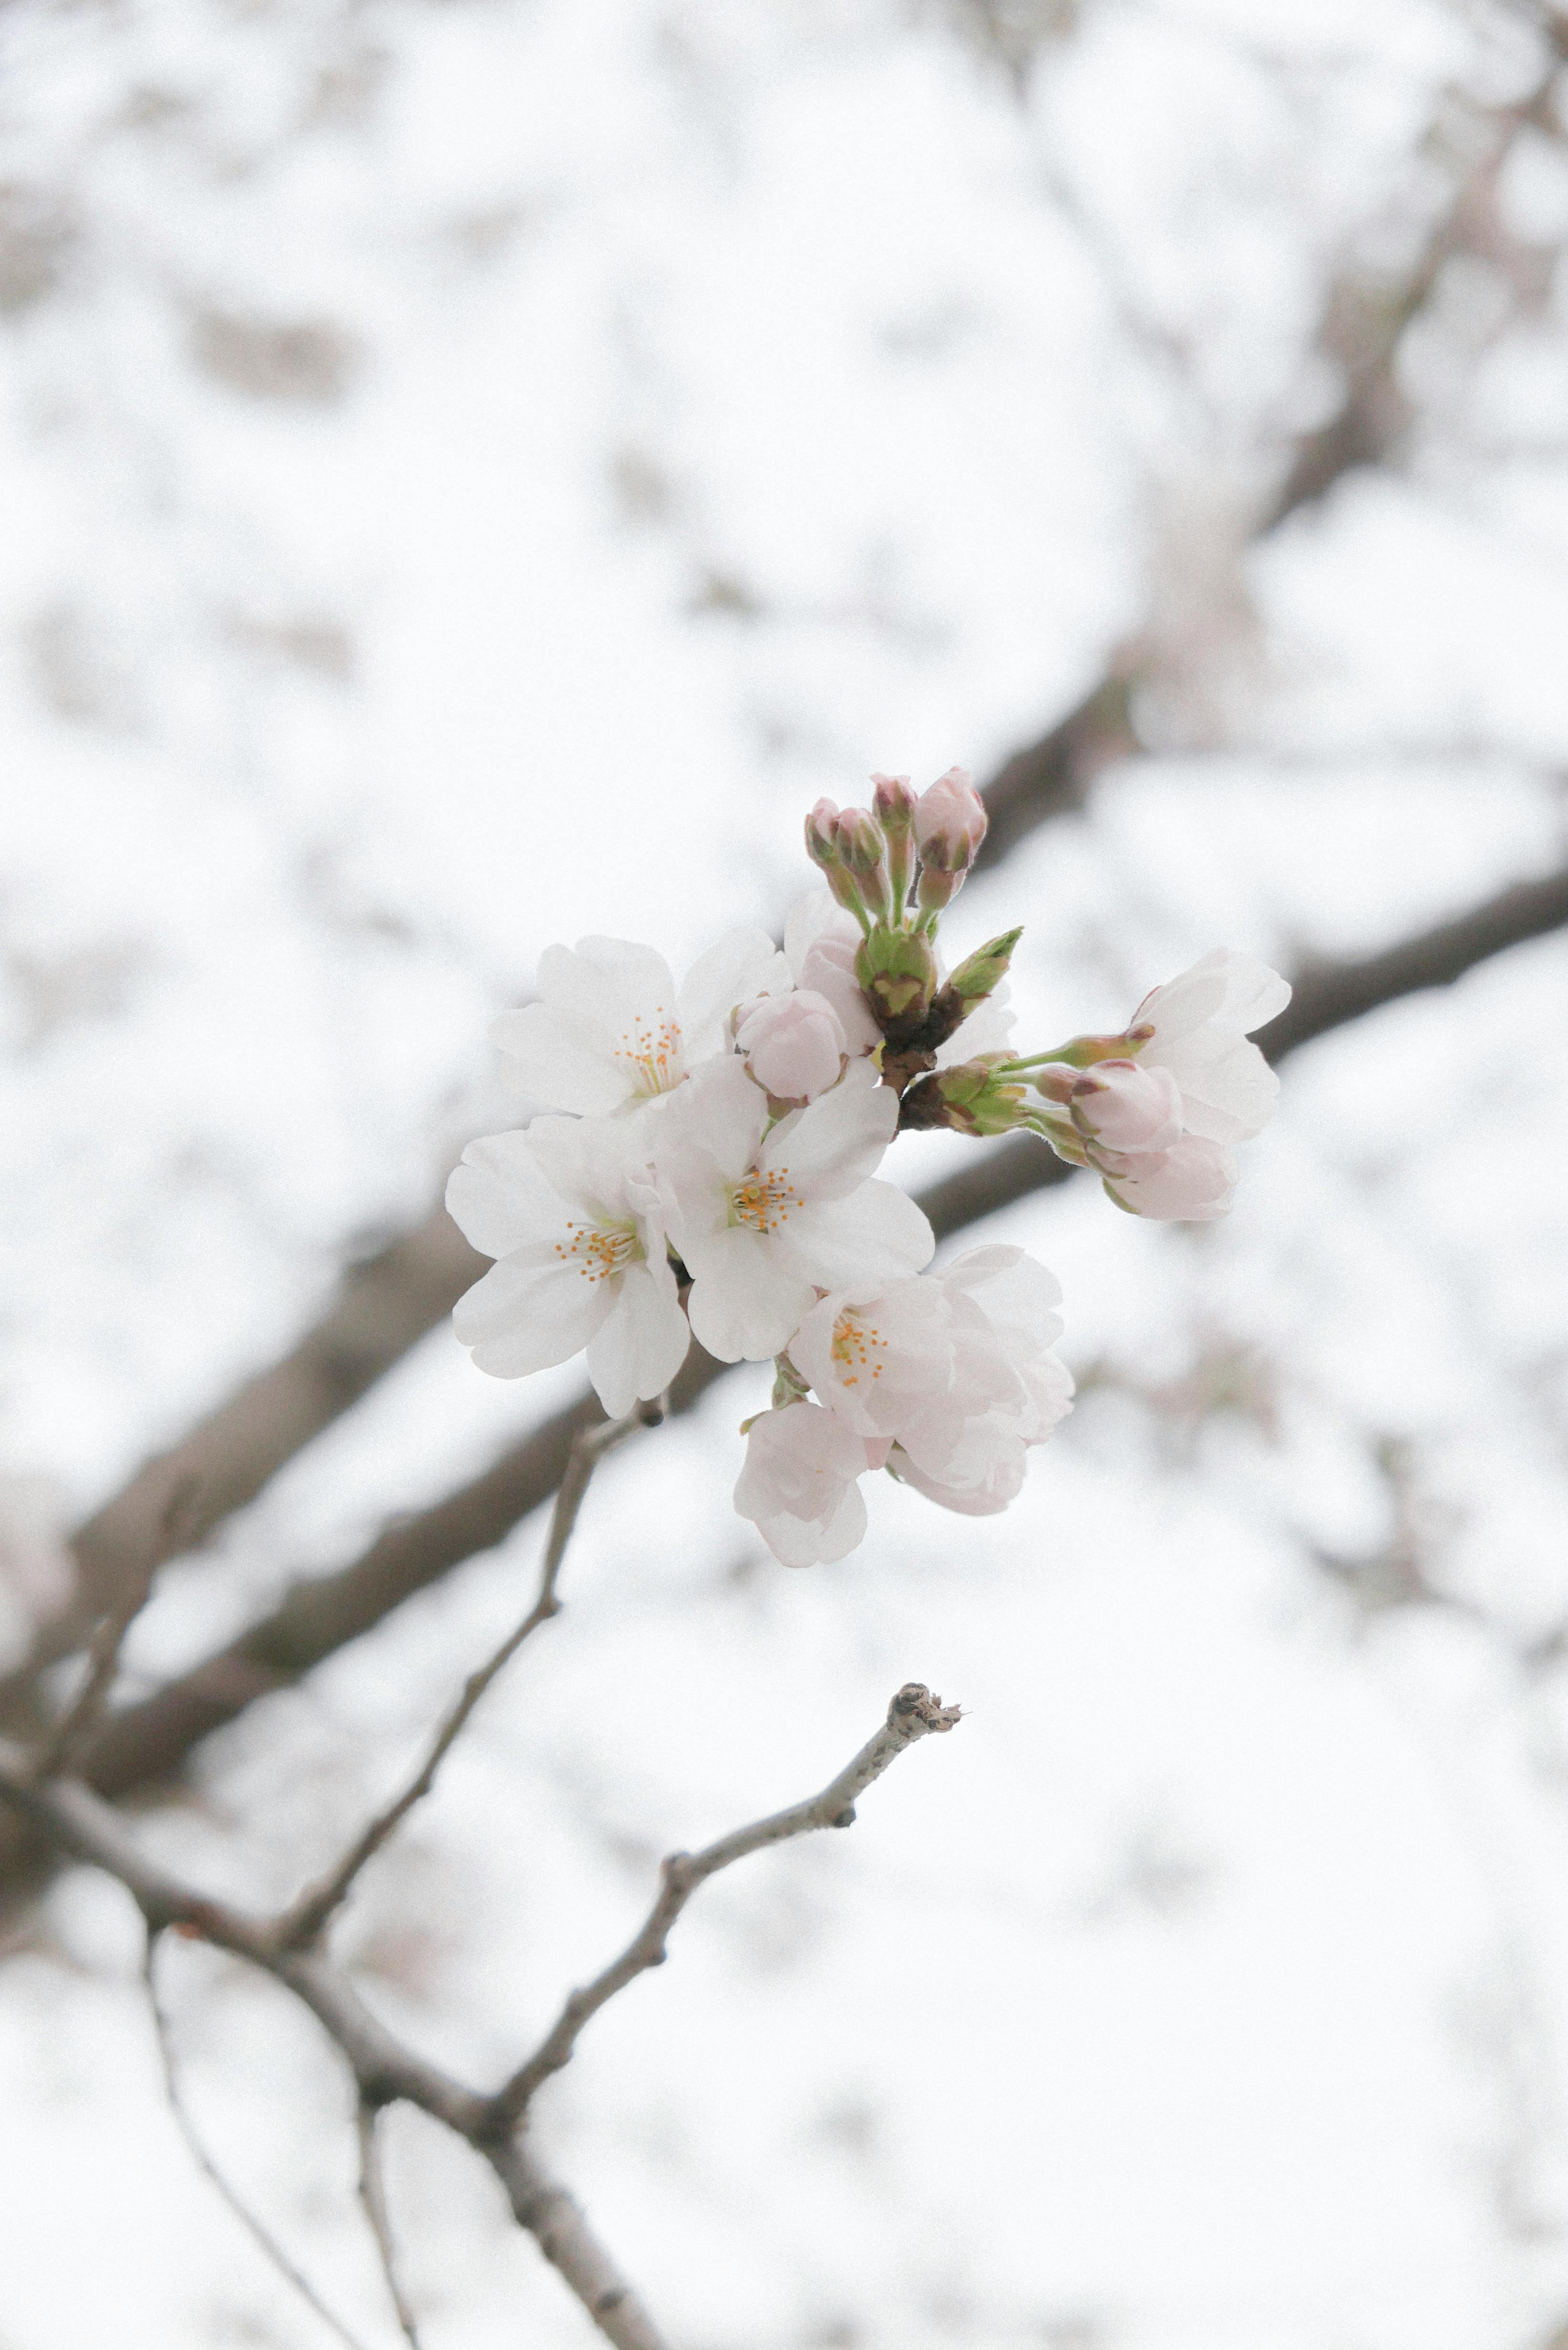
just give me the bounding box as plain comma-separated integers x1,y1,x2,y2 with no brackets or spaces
444,778,1289,1569
804,766,987,938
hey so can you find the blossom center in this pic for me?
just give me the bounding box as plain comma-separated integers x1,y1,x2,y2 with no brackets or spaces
554,1219,641,1283
729,1165,801,1235
831,1308,887,1388
614,1005,683,1097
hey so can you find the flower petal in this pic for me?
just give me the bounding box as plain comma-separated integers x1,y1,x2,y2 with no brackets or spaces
776,1179,934,1290
939,1246,1064,1357
684,1226,817,1361
445,1132,570,1259
452,1255,614,1378
677,928,790,1059
490,1003,635,1116
762,1059,895,1200
585,1260,691,1417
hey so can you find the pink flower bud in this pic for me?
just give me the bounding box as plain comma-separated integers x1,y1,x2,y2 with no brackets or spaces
1068,1061,1184,1155
913,766,988,873
871,772,917,830
735,989,847,1103
1099,1134,1236,1221
872,772,918,918
805,798,844,868
833,807,891,920
804,797,875,921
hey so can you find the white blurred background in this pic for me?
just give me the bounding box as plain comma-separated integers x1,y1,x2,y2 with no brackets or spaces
4,0,1568,2343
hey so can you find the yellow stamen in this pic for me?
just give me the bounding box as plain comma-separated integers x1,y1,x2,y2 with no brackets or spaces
730,1165,801,1234
831,1306,887,1387
552,1219,641,1282
614,1004,683,1096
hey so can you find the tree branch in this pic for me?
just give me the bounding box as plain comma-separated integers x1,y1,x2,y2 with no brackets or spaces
355,2102,424,2349
487,1681,962,2133
0,1691,962,2347
274,1400,664,1952
0,853,1560,1899
0,1740,671,2350
143,1928,376,2350
0,1207,487,1706
19,39,1563,1729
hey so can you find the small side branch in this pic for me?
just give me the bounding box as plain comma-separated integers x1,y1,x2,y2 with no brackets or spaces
355,2102,423,2348
488,1682,962,2131
143,1929,375,2350
0,1744,670,2350
36,1475,202,1778
275,1400,663,1950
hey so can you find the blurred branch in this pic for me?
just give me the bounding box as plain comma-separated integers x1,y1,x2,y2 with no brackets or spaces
0,1206,485,1696
355,2102,424,2350
0,1740,671,2350
34,1472,202,1777
978,35,1568,865
0,1689,961,2347
0,850,1555,1892
13,9,1566,1741
488,1681,961,2131
275,1399,664,1952
142,1928,375,2350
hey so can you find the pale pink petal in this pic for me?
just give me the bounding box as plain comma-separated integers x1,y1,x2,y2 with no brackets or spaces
736,990,846,1101
677,928,790,1059
491,1003,636,1116
892,1446,1025,1516
1072,1062,1183,1154
777,1180,934,1290
585,1261,690,1417
444,1132,570,1259
761,1059,896,1200
1101,1135,1236,1219
939,1247,1065,1357
453,1255,615,1378
683,1226,818,1362
734,1402,870,1566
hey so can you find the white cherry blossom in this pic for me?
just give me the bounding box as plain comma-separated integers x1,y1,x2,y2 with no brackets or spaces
657,1056,933,1363
733,1401,876,1568
1131,948,1290,1144
789,1274,954,1439
784,1247,1073,1538
493,928,788,1117
446,1114,689,1415
890,1247,1073,1502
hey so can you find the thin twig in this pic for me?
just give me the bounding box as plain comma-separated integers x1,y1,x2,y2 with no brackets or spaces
486,1682,963,2133
274,1398,664,1950
355,2102,423,2348
0,1742,671,2350
36,1475,202,1778
142,1927,375,2350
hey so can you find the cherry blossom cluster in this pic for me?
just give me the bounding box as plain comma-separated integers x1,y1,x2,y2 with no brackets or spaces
446,770,1289,1566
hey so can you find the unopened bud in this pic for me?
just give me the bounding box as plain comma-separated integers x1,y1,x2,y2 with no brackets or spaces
898,1057,1029,1137
871,772,918,918
946,926,1021,1010
835,808,892,921
1066,1060,1183,1155
913,766,987,874
805,797,873,923
854,922,938,1030
804,797,843,870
